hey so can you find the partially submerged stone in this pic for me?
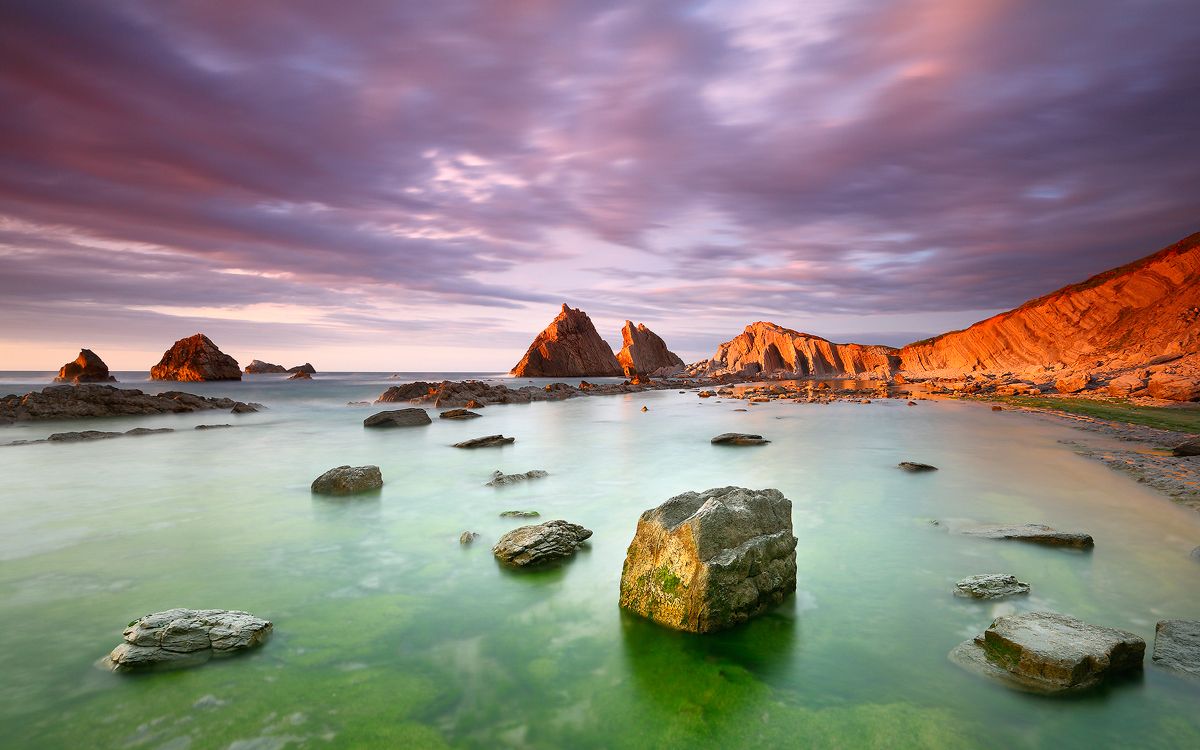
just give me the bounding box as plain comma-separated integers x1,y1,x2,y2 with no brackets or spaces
487,469,548,487
459,531,480,545
950,612,1144,693
492,520,592,567
440,409,482,420
103,609,272,673
499,510,540,518
363,408,432,428
619,486,797,633
898,461,938,472
454,434,515,449
1152,620,1200,678
958,523,1093,549
311,465,383,496
710,432,770,446
953,574,1030,600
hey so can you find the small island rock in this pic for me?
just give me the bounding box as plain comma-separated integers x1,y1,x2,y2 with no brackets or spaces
311,465,383,496
54,349,116,383
287,363,316,374
492,519,592,566
150,334,241,381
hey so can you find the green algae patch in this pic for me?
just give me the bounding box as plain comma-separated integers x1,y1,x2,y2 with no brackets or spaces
655,565,683,595
993,395,1200,434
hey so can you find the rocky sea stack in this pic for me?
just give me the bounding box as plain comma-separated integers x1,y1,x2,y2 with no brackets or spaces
619,486,797,633
53,349,116,383
150,334,241,381
695,322,899,378
616,321,684,377
511,304,622,377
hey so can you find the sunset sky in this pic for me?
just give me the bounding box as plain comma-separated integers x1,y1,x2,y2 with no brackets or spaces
2,0,1197,372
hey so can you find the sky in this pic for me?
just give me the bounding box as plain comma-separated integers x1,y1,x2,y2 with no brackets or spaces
1,0,1198,372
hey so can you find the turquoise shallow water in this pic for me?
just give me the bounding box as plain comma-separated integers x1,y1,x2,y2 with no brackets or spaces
1,372,1198,749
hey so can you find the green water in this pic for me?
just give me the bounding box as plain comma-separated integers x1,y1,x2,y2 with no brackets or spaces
1,374,1198,749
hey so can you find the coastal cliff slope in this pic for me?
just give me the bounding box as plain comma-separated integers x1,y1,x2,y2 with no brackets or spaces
511,304,623,377
616,321,684,376
899,233,1200,374
698,322,899,377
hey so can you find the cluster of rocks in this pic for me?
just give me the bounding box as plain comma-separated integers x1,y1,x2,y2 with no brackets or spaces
0,384,259,424
245,360,316,375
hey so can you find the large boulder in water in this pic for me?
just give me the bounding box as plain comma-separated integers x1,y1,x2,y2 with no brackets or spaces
363,408,431,427
619,486,797,633
54,349,116,383
102,609,272,673
150,334,241,381
511,304,622,377
492,520,592,567
950,612,1144,693
311,465,383,495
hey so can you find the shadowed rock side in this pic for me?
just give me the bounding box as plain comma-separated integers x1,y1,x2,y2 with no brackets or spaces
900,233,1200,383
692,322,899,378
616,321,684,376
511,304,622,377
0,384,255,424
54,349,116,383
619,486,797,633
150,334,241,381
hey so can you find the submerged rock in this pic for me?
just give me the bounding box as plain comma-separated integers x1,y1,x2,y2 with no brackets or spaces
492,519,592,566
286,371,312,380
950,612,1145,693
459,531,480,545
363,408,432,428
454,435,515,449
1152,620,1200,678
440,408,482,420
953,574,1031,600
311,465,383,496
619,486,797,633
710,432,770,446
958,523,1094,549
487,469,548,487
150,334,241,381
103,609,272,673
54,349,116,383
898,461,938,472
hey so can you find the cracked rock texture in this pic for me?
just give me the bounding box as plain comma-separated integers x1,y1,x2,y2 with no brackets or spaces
1153,619,1200,678
103,609,272,673
492,520,592,566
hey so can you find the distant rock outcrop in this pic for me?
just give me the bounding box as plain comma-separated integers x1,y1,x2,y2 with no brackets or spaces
0,384,253,424
244,359,287,374
150,334,241,381
54,349,116,383
287,363,316,374
616,321,684,377
511,304,622,377
695,322,899,378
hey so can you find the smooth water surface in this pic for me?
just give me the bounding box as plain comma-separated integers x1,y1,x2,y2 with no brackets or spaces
1,372,1198,749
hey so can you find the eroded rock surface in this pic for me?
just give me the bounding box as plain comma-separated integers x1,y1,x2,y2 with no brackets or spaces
950,612,1145,693
150,334,241,381
953,574,1031,600
957,523,1094,549
487,469,548,487
0,384,252,424
619,486,797,633
103,609,272,673
511,304,622,377
1152,620,1200,678
54,349,116,383
492,520,592,566
311,465,383,495
363,408,431,428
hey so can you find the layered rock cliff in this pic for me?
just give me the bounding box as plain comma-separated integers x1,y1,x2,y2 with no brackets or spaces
511,304,623,377
54,349,116,383
150,334,242,381
697,322,899,377
899,233,1200,376
616,321,684,376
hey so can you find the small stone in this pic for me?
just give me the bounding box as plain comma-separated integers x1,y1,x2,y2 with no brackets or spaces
439,409,482,420
953,574,1031,600
364,408,432,428
1152,620,1200,678
899,461,938,472
459,531,480,545
487,470,548,487
454,435,515,448
499,510,540,518
195,424,232,430
711,432,770,446
492,520,592,567
641,405,648,412
311,465,383,496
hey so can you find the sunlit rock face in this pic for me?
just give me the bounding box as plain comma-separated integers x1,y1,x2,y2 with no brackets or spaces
619,486,797,634
700,322,899,377
511,304,622,377
616,321,684,377
900,233,1200,383
150,334,242,381
54,349,116,383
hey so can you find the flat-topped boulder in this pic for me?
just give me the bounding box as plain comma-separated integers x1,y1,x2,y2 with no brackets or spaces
492,520,592,566
54,349,116,383
454,434,514,448
244,359,286,374
1153,620,1200,678
953,574,1030,600
363,408,431,428
151,334,241,381
957,523,1094,549
950,612,1145,693
710,432,770,446
511,304,623,377
487,469,548,487
102,609,272,673
311,465,383,496
440,408,481,420
0,384,252,424
619,486,797,633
